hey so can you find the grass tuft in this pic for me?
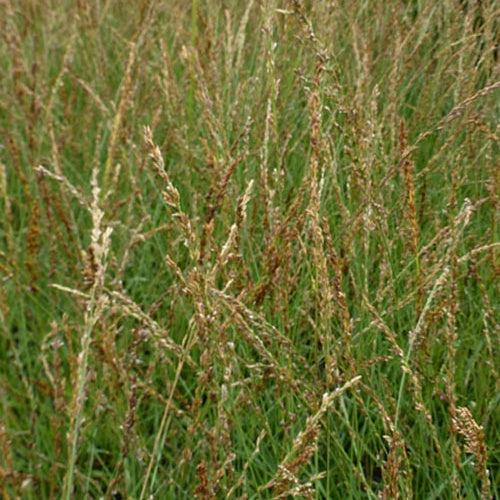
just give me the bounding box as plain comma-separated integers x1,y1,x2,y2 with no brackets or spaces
0,1,498,498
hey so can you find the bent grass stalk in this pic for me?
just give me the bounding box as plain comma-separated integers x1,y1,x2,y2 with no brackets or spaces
139,321,197,500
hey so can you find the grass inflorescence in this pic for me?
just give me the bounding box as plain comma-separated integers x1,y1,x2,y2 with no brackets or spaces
0,1,498,498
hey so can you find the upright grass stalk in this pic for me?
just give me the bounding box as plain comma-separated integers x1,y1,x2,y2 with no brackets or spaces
63,290,98,500
63,170,113,498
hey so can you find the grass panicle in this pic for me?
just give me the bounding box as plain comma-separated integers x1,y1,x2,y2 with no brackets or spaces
0,0,498,498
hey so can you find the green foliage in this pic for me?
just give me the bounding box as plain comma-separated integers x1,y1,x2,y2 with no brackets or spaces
0,1,498,498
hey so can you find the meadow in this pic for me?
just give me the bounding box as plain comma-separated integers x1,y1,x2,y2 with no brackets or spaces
0,1,498,498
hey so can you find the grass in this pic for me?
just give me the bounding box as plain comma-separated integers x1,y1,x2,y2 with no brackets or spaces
0,0,498,498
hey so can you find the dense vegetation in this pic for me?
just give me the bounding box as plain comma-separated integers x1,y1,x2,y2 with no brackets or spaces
0,1,498,498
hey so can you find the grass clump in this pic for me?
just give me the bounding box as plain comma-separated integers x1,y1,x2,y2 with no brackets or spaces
0,1,498,498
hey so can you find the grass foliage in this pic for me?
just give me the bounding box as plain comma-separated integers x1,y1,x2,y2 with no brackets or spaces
0,1,499,498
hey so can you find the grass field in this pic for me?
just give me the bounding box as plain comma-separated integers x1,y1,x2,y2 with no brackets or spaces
0,1,498,498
